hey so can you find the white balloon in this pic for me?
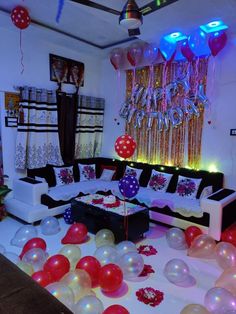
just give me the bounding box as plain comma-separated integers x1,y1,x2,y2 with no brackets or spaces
10,225,38,247
40,216,60,235
116,241,137,257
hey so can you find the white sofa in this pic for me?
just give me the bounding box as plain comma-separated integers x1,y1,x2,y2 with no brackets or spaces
5,178,236,240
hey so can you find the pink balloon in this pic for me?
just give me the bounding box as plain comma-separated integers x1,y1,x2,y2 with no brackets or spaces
180,304,210,314
215,242,236,269
215,267,236,296
143,43,158,65
204,287,236,313
181,40,195,62
127,43,143,67
187,234,216,259
110,48,124,70
208,31,227,57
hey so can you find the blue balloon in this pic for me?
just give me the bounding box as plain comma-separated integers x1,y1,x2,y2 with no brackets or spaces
159,37,176,61
63,207,74,224
119,175,139,199
188,28,211,57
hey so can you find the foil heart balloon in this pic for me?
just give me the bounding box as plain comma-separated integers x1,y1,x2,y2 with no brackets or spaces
61,223,88,244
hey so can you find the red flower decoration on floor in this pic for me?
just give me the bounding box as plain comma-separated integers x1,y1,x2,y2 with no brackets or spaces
136,287,164,307
139,264,155,277
138,245,158,256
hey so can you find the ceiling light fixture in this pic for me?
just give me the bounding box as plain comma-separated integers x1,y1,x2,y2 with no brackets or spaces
200,20,228,33
119,0,143,30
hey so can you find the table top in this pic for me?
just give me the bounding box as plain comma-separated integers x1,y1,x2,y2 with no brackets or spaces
75,194,147,216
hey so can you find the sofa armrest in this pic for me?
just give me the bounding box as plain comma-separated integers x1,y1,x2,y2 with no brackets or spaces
13,178,48,206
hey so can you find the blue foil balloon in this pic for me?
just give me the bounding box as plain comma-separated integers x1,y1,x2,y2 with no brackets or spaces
159,37,176,61
188,28,211,57
63,207,74,224
119,175,139,199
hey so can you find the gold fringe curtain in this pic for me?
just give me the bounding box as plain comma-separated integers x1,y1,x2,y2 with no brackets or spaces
126,59,208,168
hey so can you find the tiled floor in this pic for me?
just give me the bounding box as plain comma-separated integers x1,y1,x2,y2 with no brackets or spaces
0,215,222,313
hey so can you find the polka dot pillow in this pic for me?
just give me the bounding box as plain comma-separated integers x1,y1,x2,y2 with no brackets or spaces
148,170,172,192
175,175,202,199
79,164,96,181
124,166,143,182
53,166,74,186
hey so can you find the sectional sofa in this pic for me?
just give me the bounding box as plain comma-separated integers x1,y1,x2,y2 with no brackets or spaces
5,157,236,241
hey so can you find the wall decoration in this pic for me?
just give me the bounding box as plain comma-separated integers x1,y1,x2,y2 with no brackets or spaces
5,92,20,117
49,54,84,88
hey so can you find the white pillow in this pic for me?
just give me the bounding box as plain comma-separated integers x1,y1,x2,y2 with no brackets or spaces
148,170,172,192
175,175,202,199
79,164,96,181
200,186,213,199
100,169,115,181
53,166,74,186
124,165,143,182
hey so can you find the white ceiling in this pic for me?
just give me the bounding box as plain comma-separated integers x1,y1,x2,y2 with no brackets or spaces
0,0,236,52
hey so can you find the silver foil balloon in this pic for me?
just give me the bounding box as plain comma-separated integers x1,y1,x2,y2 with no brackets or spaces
46,282,75,310
134,110,145,128
116,241,137,257
22,248,48,271
135,86,145,104
183,98,200,120
94,245,119,266
157,111,169,131
127,107,137,123
153,87,163,108
141,87,149,108
197,83,210,108
204,287,236,314
119,101,131,119
73,295,104,314
147,112,158,130
40,216,60,235
164,258,191,285
168,107,183,127
166,82,178,105
10,225,38,247
119,251,144,280
177,76,191,94
166,227,187,250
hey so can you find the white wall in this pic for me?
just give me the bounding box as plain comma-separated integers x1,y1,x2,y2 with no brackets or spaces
100,35,236,189
0,20,103,186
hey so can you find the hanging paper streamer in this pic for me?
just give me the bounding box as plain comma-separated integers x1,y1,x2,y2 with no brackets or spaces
56,0,65,23
11,6,31,75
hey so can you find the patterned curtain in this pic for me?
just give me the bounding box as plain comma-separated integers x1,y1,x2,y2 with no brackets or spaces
74,95,105,159
15,87,63,169
126,59,208,168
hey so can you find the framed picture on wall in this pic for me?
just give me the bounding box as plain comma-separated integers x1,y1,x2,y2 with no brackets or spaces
49,54,84,87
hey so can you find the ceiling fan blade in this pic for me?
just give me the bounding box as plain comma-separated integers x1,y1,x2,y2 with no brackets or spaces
70,0,120,16
128,28,141,37
140,0,179,16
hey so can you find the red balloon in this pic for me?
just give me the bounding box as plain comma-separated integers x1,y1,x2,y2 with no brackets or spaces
208,31,227,57
11,6,31,30
110,48,124,70
221,225,236,247
43,254,70,281
76,256,101,288
61,223,88,244
115,134,136,159
181,40,195,62
32,270,53,287
185,226,203,247
20,237,47,259
103,305,129,314
99,263,123,293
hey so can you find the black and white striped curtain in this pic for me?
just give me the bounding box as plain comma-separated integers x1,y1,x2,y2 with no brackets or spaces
15,87,63,169
74,95,105,159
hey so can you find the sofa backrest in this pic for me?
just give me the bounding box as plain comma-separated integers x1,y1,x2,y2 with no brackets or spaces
27,157,224,199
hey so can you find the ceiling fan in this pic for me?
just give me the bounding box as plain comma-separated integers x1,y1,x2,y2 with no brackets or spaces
70,0,179,37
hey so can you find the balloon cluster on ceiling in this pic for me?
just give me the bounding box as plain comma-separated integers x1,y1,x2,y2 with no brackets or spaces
110,22,228,130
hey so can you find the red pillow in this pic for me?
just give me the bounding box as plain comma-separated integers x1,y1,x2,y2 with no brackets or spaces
100,165,117,180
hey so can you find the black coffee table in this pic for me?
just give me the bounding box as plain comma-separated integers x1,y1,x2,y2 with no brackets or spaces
71,194,149,242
